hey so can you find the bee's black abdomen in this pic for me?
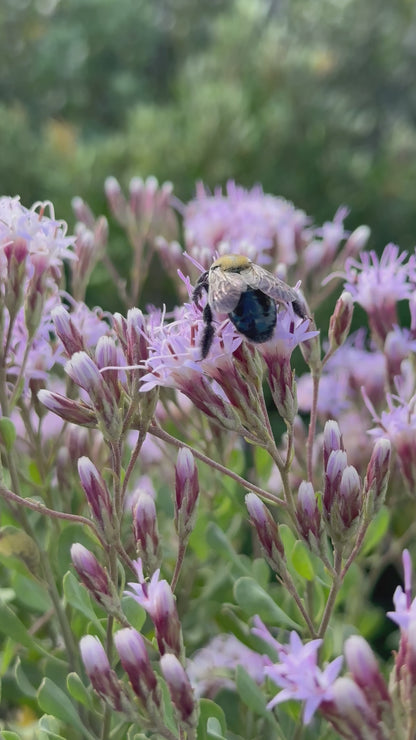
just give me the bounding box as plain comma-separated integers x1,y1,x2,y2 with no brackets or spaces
229,289,277,342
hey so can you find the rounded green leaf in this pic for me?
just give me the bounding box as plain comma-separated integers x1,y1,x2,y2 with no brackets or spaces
234,577,301,629
291,541,315,581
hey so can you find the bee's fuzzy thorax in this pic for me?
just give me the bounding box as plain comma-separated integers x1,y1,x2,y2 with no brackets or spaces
211,254,251,272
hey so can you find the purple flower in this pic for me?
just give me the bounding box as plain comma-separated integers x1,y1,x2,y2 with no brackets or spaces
79,635,128,713
184,181,310,267
160,653,197,729
187,633,270,699
387,549,416,631
252,617,343,724
342,244,414,343
367,394,416,492
126,559,183,658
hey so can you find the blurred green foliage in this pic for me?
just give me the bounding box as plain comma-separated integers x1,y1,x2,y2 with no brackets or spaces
1,0,416,248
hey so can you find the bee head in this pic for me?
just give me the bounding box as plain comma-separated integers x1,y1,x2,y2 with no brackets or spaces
211,254,252,273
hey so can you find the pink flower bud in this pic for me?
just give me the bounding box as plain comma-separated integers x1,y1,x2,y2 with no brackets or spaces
174,448,199,540
104,176,127,224
133,492,161,574
296,481,321,544
78,456,113,531
114,628,161,709
323,449,347,514
328,292,354,352
323,420,344,471
38,389,96,426
52,305,85,356
364,438,391,509
79,635,128,712
339,465,362,527
344,636,390,710
71,543,111,603
245,493,285,572
160,653,198,730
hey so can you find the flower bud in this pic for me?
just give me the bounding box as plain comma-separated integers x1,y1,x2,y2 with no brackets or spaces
338,465,362,528
344,636,391,714
344,224,371,256
245,493,285,573
296,481,322,547
80,635,131,713
104,176,127,225
174,448,199,541
149,579,184,659
328,292,354,353
38,389,96,426
52,305,85,356
363,438,391,511
323,449,347,515
78,456,113,532
160,653,198,731
323,420,344,471
114,628,161,710
71,543,112,601
133,492,161,575
325,677,380,737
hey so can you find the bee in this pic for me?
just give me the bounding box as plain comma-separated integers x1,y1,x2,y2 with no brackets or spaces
192,254,308,358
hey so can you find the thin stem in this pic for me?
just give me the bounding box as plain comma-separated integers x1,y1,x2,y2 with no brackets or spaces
306,371,321,484
121,428,146,499
317,548,343,638
171,541,187,593
281,568,317,638
0,483,105,544
149,424,287,508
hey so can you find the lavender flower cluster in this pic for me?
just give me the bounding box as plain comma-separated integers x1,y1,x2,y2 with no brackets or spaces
0,179,415,739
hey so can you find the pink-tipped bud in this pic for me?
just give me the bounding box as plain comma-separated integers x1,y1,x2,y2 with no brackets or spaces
339,465,362,528
323,449,347,515
95,336,123,401
65,351,103,395
66,352,122,439
78,456,113,531
344,224,371,256
363,438,391,510
245,493,285,573
296,481,322,546
114,627,161,709
328,292,354,353
325,677,380,737
72,196,95,229
151,580,183,659
80,635,129,713
344,636,390,712
104,176,127,224
160,653,198,731
52,305,85,356
174,448,199,541
133,493,161,575
126,308,149,366
38,389,96,426
71,543,112,602
128,176,144,219
323,420,344,471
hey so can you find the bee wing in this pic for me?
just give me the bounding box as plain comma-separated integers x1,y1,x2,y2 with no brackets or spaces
244,263,299,305
208,269,246,313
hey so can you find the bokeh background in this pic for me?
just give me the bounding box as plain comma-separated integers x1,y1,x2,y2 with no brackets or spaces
3,0,416,264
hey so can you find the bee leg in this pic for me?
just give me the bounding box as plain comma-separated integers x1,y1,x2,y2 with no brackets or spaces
192,271,209,304
292,298,309,321
201,303,215,358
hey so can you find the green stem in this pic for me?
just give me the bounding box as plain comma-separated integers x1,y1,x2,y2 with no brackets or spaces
306,371,321,484
317,549,343,638
149,424,287,508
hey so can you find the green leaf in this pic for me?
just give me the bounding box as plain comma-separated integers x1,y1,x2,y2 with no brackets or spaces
197,699,227,740
235,665,269,717
362,507,390,554
0,417,16,451
38,714,67,739
0,525,41,576
66,672,93,709
13,572,52,612
62,571,104,631
15,657,37,698
205,523,250,576
279,524,296,554
291,541,315,581
121,595,146,631
234,577,301,629
1,732,21,740
37,678,93,739
0,600,44,653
